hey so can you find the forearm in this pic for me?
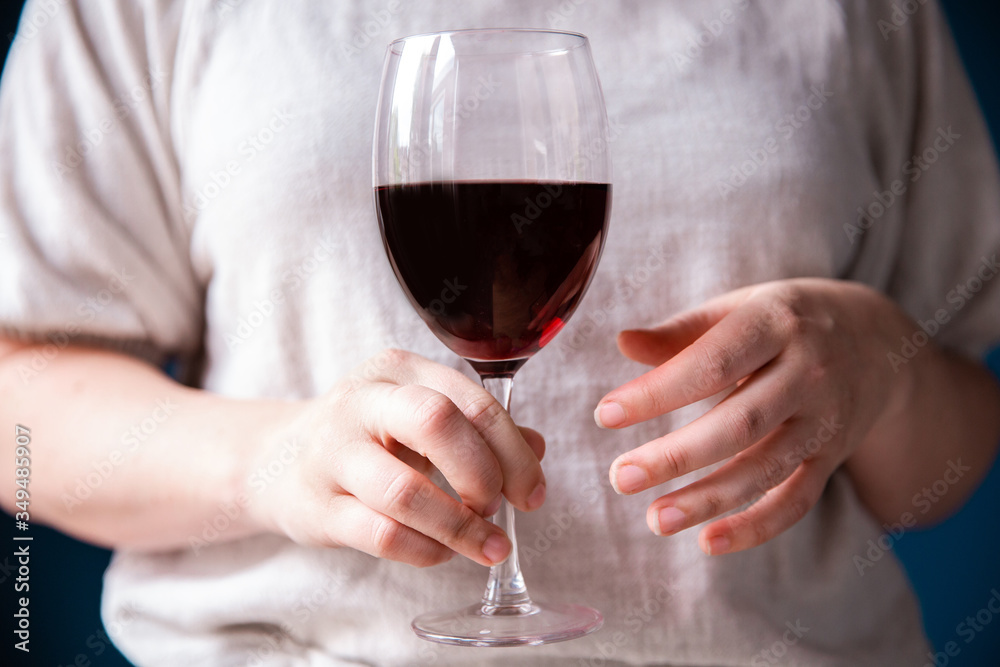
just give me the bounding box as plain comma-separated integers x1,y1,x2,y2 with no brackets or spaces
847,345,1000,526
0,337,293,551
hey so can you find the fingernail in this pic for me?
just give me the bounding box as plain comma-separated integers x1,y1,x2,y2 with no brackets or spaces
656,507,686,536
482,533,511,564
613,464,647,494
707,535,731,556
484,494,503,517
526,481,546,511
595,402,627,428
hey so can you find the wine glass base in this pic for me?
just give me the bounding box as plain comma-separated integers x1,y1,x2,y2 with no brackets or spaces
412,600,603,647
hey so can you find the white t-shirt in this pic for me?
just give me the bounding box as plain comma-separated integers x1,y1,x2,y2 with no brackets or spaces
3,0,999,665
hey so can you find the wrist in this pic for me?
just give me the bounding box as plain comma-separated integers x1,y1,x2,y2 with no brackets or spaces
230,395,311,538
843,289,920,477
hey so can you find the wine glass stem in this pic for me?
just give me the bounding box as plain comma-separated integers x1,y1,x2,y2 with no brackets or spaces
479,374,533,613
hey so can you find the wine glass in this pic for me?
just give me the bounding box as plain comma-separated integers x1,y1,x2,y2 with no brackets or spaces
372,28,612,647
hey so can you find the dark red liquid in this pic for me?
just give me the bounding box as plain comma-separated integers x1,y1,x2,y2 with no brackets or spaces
376,181,611,375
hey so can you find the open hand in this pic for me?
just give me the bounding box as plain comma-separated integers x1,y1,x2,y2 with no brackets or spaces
596,279,914,555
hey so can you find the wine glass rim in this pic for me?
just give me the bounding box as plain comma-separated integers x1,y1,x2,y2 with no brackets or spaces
387,28,589,54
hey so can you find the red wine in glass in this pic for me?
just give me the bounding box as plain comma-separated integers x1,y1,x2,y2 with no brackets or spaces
377,180,611,376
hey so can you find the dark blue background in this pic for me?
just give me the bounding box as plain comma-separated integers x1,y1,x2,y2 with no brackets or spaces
1,1,999,665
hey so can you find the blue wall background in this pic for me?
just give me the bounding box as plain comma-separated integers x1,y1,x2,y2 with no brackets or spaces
1,1,998,665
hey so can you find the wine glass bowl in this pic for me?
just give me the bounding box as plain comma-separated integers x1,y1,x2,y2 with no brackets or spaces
375,179,610,376
373,28,612,646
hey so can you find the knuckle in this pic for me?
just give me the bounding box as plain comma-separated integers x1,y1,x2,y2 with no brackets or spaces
803,358,830,386
814,310,837,336
371,516,407,560
659,446,691,479
695,341,735,392
465,398,526,484
634,378,668,416
770,303,800,338
724,402,768,446
768,289,809,339
466,395,507,437
448,504,484,544
413,392,462,440
357,348,411,381
377,347,412,369
383,470,430,515
751,454,787,493
700,490,723,519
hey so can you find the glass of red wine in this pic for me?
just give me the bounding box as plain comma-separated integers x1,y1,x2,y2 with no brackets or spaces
373,28,612,646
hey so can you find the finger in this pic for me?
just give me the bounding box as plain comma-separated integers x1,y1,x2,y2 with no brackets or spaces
388,428,541,478
322,495,454,568
382,437,435,475
616,289,754,366
518,426,546,462
596,296,791,428
697,458,836,555
642,417,823,536
364,382,503,516
363,349,545,511
617,328,702,368
610,360,802,493
338,440,512,567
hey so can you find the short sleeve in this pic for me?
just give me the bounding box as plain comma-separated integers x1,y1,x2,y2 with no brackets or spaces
0,0,202,364
867,1,1000,359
